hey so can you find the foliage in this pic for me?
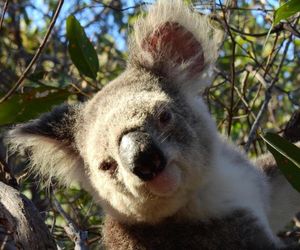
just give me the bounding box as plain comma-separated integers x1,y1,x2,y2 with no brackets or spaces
261,132,300,192
0,86,70,125
274,0,300,25
66,15,99,79
0,0,299,248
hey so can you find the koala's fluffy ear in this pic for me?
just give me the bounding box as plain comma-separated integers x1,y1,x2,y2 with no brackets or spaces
128,0,222,92
6,105,85,187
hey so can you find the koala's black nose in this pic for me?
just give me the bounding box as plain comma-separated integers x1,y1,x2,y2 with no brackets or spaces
119,132,166,181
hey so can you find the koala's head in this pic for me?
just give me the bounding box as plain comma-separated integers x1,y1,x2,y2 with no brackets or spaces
7,0,221,224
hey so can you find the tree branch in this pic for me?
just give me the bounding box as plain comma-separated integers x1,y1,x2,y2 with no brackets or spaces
218,0,237,136
0,0,64,104
244,36,293,152
93,0,147,12
52,194,88,250
0,0,9,33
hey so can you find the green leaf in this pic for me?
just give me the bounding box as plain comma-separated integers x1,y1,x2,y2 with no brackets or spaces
274,0,300,25
0,87,70,125
261,132,300,192
66,15,99,80
22,8,31,26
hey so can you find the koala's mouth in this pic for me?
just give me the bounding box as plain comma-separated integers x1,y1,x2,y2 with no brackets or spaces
144,162,181,197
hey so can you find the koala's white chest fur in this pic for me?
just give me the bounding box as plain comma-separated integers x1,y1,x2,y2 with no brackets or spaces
194,143,274,238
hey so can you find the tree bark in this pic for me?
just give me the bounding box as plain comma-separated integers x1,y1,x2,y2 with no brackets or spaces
0,181,57,249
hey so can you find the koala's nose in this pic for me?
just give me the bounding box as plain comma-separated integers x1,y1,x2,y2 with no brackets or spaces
119,132,166,181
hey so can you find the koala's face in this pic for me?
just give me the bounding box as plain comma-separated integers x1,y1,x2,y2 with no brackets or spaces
77,68,217,222
8,0,221,224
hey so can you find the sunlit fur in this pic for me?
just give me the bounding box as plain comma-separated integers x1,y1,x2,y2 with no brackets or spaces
129,0,223,93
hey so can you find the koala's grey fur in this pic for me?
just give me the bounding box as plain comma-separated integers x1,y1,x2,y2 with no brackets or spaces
103,211,300,250
6,0,300,249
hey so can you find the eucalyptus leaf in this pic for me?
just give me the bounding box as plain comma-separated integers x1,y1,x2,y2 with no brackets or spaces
0,87,70,125
274,0,300,25
261,132,300,192
66,15,99,80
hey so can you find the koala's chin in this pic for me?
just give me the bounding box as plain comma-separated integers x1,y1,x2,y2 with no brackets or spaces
144,162,181,196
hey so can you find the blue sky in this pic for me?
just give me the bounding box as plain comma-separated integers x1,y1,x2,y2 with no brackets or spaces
26,0,280,52
26,0,154,51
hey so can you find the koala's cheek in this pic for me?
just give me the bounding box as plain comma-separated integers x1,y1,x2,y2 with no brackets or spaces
145,164,181,196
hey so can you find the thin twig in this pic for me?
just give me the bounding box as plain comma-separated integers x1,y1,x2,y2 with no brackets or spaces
52,194,89,250
88,236,102,245
0,0,9,33
218,0,236,136
229,23,282,38
227,41,236,136
233,86,256,120
283,21,300,38
244,36,293,152
212,14,299,38
214,4,274,12
0,0,64,104
70,83,92,98
93,0,148,12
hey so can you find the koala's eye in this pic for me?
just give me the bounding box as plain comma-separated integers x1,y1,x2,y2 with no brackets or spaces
158,110,172,126
99,158,118,173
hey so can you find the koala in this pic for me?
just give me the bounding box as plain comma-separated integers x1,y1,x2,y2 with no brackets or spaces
6,0,300,249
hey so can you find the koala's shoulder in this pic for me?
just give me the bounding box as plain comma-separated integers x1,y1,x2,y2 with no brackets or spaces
102,210,277,250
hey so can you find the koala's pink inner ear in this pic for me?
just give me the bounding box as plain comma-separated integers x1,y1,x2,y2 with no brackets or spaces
143,22,205,76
